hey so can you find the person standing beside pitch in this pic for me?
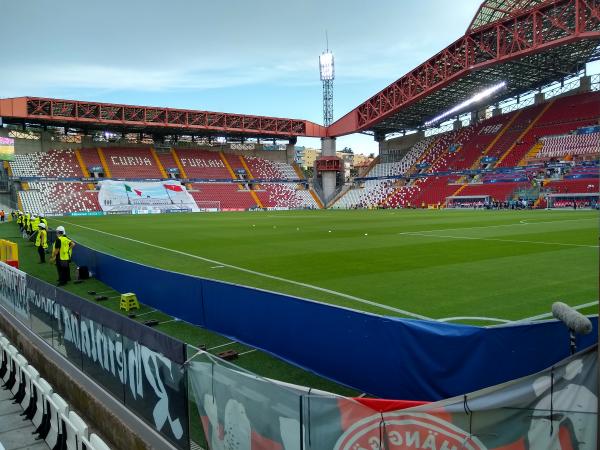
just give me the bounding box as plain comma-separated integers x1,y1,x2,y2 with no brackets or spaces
50,225,75,286
35,222,48,263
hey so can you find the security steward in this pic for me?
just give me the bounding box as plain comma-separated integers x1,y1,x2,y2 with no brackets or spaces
16,212,23,231
30,215,40,236
24,212,31,234
35,222,48,263
50,226,75,286
39,215,48,229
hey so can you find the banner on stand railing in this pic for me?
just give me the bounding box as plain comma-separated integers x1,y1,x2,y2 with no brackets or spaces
98,179,199,213
189,346,597,450
0,262,189,448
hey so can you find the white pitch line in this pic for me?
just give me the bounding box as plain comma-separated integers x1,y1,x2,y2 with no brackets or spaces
399,232,598,248
398,217,596,235
438,316,511,324
239,349,257,356
208,341,236,351
159,319,178,325
510,301,599,323
57,220,434,321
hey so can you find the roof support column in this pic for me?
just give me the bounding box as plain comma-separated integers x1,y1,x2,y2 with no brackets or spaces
319,138,337,203
579,75,592,93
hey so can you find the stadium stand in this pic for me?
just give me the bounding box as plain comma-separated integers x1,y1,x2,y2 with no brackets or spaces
244,156,299,180
544,178,599,194
101,147,164,179
9,150,84,178
155,149,179,173
189,183,257,210
332,90,599,209
254,183,319,209
537,132,600,158
176,149,231,179
458,182,528,201
0,332,110,450
79,148,106,175
19,182,100,215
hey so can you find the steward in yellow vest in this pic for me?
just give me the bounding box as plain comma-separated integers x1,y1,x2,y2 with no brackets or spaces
35,222,48,263
51,226,75,286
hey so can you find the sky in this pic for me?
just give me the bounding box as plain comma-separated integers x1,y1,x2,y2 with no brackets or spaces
1,0,492,154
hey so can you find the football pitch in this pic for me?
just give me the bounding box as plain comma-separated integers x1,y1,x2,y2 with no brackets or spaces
51,208,599,324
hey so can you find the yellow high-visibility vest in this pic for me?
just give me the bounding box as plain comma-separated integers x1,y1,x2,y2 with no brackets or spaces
35,229,48,249
57,235,72,261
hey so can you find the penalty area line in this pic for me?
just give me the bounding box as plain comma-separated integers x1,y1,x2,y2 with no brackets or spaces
57,220,434,321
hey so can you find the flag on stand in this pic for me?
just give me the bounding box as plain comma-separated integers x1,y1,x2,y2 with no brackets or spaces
164,184,184,192
124,184,142,196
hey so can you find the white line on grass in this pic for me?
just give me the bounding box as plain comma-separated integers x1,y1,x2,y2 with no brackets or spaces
510,301,598,323
57,220,434,320
398,217,596,236
239,349,257,356
438,316,511,324
208,341,236,351
399,232,598,248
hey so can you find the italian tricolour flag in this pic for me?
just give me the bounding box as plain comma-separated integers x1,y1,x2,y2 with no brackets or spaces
124,184,142,196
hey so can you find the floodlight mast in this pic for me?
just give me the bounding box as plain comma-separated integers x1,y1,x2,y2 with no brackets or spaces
319,39,335,127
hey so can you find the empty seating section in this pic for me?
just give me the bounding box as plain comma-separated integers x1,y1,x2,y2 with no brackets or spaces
369,136,435,177
244,156,299,180
79,148,104,173
176,149,231,179
9,150,84,178
459,182,526,201
224,153,245,174
0,331,111,450
189,183,257,210
545,178,599,193
155,150,179,172
102,147,163,179
333,180,397,209
255,183,318,209
19,182,100,215
497,92,600,167
486,105,545,165
538,133,600,158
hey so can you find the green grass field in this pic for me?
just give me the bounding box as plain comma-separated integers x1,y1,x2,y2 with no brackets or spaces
3,208,597,445
50,209,598,322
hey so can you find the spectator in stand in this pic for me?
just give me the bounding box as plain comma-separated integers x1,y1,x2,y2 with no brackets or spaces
50,226,75,286
35,222,48,263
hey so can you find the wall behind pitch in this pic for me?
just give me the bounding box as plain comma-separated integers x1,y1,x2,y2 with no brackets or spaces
73,244,598,401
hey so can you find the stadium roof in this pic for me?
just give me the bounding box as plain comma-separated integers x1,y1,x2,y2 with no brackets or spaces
328,0,600,137
0,97,327,140
468,0,546,31
0,0,598,142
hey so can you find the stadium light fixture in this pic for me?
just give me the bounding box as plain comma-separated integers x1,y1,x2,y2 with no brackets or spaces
319,52,335,81
424,81,507,128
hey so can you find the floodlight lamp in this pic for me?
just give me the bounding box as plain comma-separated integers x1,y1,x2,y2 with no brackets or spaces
424,81,507,128
320,52,335,81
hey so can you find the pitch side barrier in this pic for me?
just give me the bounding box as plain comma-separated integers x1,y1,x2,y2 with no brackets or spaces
72,243,598,401
0,261,190,449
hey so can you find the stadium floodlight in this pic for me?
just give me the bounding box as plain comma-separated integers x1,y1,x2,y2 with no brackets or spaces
319,52,335,81
424,81,507,128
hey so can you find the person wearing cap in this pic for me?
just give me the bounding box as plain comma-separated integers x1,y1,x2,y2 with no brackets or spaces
39,215,48,229
35,222,48,263
50,225,75,286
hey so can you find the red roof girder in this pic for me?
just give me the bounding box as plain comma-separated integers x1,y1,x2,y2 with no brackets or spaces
0,97,326,139
328,0,600,136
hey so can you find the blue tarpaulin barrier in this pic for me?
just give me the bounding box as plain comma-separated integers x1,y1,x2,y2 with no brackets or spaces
73,244,598,401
